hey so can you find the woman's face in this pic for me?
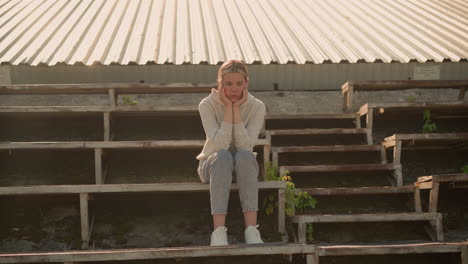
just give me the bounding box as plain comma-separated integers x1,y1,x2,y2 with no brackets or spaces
222,72,248,103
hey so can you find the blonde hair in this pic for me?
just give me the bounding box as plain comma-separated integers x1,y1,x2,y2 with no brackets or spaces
217,59,249,84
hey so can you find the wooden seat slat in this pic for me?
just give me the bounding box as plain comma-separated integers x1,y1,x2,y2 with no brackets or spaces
0,105,199,113
291,212,439,223
280,163,397,174
0,243,313,263
291,212,444,243
299,186,415,196
342,80,468,112
0,83,216,95
272,145,380,153
0,181,286,196
266,113,357,120
269,128,368,136
317,242,466,256
342,80,468,93
0,139,270,150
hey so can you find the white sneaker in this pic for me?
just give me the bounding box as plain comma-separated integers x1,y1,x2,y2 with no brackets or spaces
210,226,228,246
244,225,264,244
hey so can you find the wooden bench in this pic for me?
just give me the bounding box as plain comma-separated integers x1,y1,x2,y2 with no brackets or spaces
416,173,468,213
383,133,468,186
279,163,400,187
309,242,468,264
299,185,422,213
358,102,468,144
0,242,314,264
272,144,387,168
0,83,216,106
0,139,271,184
0,181,287,250
0,105,200,141
342,80,468,112
291,212,443,244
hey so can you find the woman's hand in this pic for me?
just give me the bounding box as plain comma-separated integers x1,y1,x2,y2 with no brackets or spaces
233,86,248,108
218,86,232,107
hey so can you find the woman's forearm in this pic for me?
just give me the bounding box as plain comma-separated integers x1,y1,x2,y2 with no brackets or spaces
233,105,242,124
224,104,234,124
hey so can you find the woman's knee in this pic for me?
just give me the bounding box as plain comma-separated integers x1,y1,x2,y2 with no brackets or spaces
234,150,257,166
214,149,234,166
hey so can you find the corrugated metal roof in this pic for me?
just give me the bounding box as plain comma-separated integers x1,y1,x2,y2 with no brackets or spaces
0,0,467,65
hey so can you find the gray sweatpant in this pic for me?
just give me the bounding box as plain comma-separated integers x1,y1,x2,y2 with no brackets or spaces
198,149,259,214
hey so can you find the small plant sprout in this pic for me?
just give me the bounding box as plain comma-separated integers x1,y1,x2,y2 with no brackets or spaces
122,95,138,106
422,109,437,133
461,165,468,173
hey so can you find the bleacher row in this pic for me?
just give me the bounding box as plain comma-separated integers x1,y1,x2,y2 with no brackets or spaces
0,81,467,264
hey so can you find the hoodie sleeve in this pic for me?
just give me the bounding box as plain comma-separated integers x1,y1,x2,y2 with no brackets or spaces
233,101,266,152
198,100,232,158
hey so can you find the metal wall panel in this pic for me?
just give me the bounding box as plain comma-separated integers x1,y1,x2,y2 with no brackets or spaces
9,62,468,90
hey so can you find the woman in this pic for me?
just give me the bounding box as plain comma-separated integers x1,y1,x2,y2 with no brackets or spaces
196,59,266,246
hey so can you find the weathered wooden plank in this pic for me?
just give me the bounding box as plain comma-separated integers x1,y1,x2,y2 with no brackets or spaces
272,145,381,153
103,112,110,141
94,149,103,184
342,83,354,112
366,101,468,110
392,140,402,164
429,182,440,213
281,163,397,173
355,113,361,128
269,128,368,136
389,133,468,141
460,87,467,100
380,144,387,164
297,219,307,244
108,88,116,106
306,253,319,264
415,182,433,190
0,83,216,95
366,107,373,145
417,176,433,183
278,189,286,239
0,105,199,113
290,212,439,223
299,186,415,196
432,173,468,182
79,193,89,250
0,243,315,263
414,187,422,213
342,80,468,92
435,214,444,241
266,114,356,120
318,242,464,256
341,80,468,112
0,139,270,150
358,104,369,117
0,181,287,196
462,244,468,264
393,166,403,187
272,151,279,168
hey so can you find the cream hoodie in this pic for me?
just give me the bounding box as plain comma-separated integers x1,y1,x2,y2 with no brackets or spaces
196,89,266,160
